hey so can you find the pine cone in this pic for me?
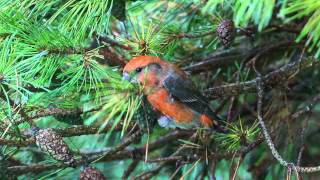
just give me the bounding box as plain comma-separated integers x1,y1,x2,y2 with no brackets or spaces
216,19,235,46
79,166,106,180
35,128,76,167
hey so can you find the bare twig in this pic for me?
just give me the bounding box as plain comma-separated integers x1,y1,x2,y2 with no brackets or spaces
230,155,244,180
135,133,198,180
205,58,319,99
255,66,320,173
97,35,132,50
0,138,34,147
122,160,139,179
175,30,216,39
0,124,132,146
183,41,299,74
6,130,193,175
147,156,183,163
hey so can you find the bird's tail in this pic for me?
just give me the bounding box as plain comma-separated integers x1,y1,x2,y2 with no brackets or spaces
212,122,229,133
200,114,228,133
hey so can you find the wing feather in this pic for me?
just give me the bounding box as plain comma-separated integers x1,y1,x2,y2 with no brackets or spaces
163,74,222,122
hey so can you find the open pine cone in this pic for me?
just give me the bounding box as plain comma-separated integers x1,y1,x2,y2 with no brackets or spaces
79,166,106,180
35,128,76,167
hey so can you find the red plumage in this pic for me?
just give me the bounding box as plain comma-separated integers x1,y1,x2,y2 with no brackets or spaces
123,56,225,132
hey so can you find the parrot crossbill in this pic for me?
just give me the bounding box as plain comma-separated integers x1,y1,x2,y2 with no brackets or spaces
123,56,226,132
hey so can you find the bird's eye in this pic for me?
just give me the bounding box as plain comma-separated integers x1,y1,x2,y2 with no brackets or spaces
135,67,143,73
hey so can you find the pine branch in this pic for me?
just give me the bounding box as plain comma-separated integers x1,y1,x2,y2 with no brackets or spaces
255,64,320,173
0,124,131,147
5,130,193,175
183,41,300,74
122,160,139,179
205,57,319,99
96,35,132,51
174,30,216,39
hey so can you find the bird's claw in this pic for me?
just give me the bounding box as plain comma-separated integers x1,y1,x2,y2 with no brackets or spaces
157,116,177,128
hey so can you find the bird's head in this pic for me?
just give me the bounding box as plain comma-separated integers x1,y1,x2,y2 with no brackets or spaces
123,56,166,89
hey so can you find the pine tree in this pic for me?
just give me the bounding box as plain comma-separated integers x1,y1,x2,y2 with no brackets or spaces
0,0,319,179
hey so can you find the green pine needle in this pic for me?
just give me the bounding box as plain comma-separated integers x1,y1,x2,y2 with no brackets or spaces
85,73,143,137
47,0,113,40
215,118,260,152
116,15,173,56
234,0,275,31
280,0,320,58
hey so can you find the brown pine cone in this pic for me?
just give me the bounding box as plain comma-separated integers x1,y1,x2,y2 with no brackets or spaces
35,128,76,167
216,19,236,46
79,166,106,180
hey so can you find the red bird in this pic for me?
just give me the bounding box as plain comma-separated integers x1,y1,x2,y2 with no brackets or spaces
123,56,225,132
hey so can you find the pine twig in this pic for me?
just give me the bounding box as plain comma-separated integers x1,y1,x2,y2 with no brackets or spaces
230,154,244,180
122,160,139,179
147,156,183,163
183,41,299,74
175,30,216,39
6,130,193,175
205,58,319,99
0,124,131,146
97,35,132,50
134,133,198,180
255,66,320,173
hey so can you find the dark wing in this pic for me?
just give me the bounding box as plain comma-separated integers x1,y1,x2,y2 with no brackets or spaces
163,74,222,122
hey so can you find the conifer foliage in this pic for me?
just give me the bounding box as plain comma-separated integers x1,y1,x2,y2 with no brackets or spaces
0,0,319,179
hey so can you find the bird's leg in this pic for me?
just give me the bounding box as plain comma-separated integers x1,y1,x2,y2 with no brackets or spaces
157,116,177,128
168,93,175,102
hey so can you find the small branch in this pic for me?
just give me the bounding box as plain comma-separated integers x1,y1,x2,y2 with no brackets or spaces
90,130,142,162
7,163,62,176
134,164,165,180
0,92,36,128
183,41,299,74
54,124,128,137
1,108,84,126
211,137,265,160
97,35,132,50
0,124,130,146
99,47,127,67
134,133,197,179
122,160,139,179
30,108,83,120
183,47,251,73
290,94,320,122
265,24,302,34
255,67,320,173
7,107,99,127
230,155,244,180
205,58,319,99
7,129,142,176
0,138,34,147
146,156,183,163
245,41,298,67
46,48,85,55
6,130,193,175
175,30,216,39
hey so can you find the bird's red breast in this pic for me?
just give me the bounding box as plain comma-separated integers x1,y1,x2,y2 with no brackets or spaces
147,88,218,129
147,88,194,124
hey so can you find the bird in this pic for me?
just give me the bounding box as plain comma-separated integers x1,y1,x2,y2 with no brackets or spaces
122,56,226,132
